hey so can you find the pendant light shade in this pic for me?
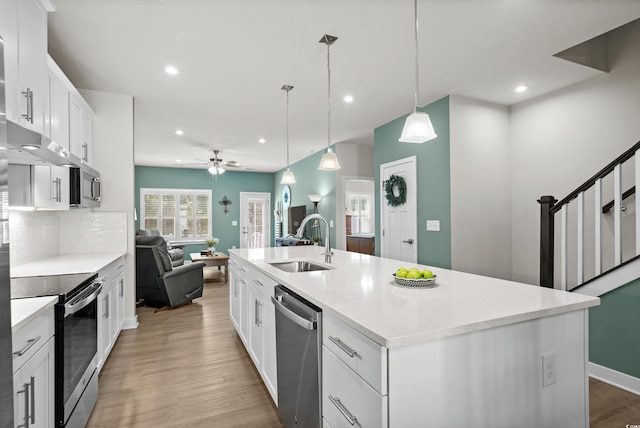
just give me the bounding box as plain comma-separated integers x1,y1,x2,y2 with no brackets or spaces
399,111,437,143
318,34,341,171
399,0,437,144
281,168,296,184
208,165,225,175
280,85,296,184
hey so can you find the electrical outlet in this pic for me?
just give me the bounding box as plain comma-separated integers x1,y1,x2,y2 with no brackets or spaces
232,220,238,226
542,351,556,387
330,220,334,228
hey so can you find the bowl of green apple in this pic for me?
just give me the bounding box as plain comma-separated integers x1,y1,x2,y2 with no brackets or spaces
393,267,437,288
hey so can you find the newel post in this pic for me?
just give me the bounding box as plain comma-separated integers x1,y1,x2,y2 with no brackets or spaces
538,195,557,288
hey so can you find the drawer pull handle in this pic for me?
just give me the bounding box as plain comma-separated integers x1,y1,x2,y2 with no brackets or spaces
329,336,358,358
329,395,357,426
13,336,41,357
254,279,264,287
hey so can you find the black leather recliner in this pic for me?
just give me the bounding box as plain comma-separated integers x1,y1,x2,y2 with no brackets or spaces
135,229,185,267
135,235,205,308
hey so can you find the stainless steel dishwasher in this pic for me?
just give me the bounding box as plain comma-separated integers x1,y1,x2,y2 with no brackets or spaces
272,285,322,427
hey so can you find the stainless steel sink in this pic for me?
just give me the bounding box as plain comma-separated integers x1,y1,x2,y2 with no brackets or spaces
269,260,331,273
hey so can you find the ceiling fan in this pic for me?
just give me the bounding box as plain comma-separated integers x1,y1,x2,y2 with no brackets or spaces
175,150,241,175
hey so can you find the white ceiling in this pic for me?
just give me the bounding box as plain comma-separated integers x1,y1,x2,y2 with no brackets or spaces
47,0,640,173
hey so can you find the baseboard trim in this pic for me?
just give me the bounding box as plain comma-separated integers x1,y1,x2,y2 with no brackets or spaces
589,362,640,396
122,315,138,330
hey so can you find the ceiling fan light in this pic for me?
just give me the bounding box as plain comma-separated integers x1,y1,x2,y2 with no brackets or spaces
318,148,341,171
208,165,225,175
399,112,437,143
280,168,296,184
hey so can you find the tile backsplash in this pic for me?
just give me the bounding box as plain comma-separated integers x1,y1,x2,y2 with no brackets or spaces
9,210,128,267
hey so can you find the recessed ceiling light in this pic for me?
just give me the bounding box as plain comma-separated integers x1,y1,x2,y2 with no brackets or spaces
175,159,181,163
175,129,184,135
258,138,266,144
165,65,179,75
515,85,528,93
343,95,354,103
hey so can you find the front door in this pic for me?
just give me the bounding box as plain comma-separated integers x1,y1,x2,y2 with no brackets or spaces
240,192,271,249
380,156,417,263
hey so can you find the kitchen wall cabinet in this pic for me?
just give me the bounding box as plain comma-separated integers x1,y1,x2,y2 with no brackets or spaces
97,257,126,372
47,58,70,150
228,257,277,404
0,0,54,134
69,94,94,166
8,164,69,210
12,305,55,428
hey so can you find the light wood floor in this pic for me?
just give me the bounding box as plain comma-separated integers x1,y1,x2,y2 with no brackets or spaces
88,269,640,427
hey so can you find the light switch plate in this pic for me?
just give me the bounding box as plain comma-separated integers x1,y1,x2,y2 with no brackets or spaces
426,220,440,231
330,220,334,228
232,220,238,226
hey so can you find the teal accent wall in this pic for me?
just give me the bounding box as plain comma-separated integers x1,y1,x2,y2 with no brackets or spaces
589,278,640,378
374,96,451,268
135,166,273,258
274,147,337,247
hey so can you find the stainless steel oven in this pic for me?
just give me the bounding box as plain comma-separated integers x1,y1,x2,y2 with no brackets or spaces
11,273,103,427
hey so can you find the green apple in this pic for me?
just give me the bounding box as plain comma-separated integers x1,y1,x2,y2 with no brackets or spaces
409,267,420,273
396,268,408,278
406,270,421,279
421,269,434,279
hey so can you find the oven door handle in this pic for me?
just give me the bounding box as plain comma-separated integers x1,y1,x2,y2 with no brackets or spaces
64,282,103,316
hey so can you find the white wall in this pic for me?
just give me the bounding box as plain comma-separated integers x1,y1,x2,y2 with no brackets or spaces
335,142,374,250
509,21,640,284
80,89,136,327
450,96,512,280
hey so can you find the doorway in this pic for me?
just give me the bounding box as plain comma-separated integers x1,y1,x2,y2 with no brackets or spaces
380,156,417,263
239,192,271,249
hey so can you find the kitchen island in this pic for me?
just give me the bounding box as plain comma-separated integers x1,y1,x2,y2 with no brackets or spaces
230,246,599,428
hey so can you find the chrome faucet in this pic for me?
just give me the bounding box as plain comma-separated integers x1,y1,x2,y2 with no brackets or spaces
295,213,333,263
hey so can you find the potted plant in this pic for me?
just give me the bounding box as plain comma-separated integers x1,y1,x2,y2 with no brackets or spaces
206,237,219,254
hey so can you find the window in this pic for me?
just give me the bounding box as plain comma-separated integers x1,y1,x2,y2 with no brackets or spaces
140,188,211,242
346,193,372,234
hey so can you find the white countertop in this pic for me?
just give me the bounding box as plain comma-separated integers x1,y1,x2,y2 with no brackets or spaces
11,296,58,333
11,252,125,277
230,246,600,348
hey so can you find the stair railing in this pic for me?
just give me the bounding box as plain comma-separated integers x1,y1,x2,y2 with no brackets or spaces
538,141,640,290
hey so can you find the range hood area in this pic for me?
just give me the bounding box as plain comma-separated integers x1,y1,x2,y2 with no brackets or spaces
6,121,101,210
6,121,81,167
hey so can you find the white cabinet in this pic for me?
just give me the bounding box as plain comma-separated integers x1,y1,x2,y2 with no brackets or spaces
33,165,69,210
322,313,388,428
47,60,70,149
97,257,126,372
0,0,53,133
228,256,278,404
69,94,94,166
12,305,55,428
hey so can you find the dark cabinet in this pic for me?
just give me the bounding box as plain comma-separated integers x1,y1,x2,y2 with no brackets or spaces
346,235,375,255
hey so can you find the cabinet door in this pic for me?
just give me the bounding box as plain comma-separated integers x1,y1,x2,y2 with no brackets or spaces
81,109,93,165
32,165,53,208
48,72,70,149
261,297,278,404
69,96,82,160
97,280,115,371
17,0,47,133
247,285,263,370
238,277,249,344
13,337,55,428
109,276,121,344
229,271,242,331
51,166,69,209
117,273,126,330
0,0,19,123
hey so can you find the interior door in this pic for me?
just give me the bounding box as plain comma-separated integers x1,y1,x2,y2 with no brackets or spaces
240,192,271,249
380,156,417,263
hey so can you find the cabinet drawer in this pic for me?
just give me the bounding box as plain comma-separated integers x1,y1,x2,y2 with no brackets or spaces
323,346,388,428
323,313,387,394
231,258,277,296
12,307,55,373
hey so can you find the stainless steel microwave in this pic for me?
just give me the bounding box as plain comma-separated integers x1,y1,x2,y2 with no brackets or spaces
70,166,101,208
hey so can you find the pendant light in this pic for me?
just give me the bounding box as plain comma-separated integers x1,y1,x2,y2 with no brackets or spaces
399,0,437,143
280,85,296,184
318,34,341,171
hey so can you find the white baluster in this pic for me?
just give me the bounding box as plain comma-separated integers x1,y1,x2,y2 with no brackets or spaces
560,204,568,291
577,192,584,285
614,164,622,265
594,178,602,276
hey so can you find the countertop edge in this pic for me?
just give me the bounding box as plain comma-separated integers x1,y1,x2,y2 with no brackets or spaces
11,252,127,277
11,296,58,334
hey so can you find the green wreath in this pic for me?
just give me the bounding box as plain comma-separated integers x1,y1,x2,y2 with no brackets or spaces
384,174,407,207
